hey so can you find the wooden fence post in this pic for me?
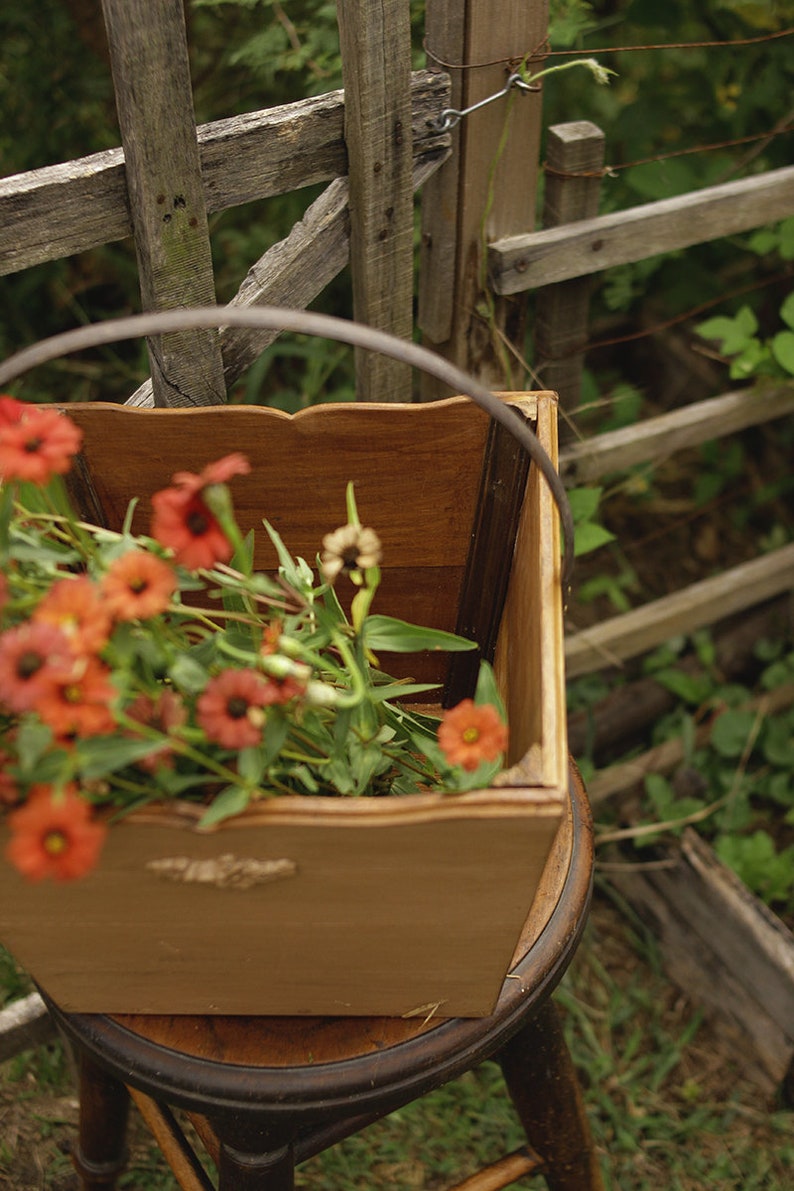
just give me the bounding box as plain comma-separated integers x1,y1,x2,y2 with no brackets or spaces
336,0,414,402
418,0,548,393
534,121,605,415
100,0,225,407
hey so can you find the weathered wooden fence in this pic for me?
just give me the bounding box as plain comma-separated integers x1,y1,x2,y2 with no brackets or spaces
509,121,794,679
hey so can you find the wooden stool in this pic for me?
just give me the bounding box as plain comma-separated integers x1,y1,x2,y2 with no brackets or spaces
42,762,602,1191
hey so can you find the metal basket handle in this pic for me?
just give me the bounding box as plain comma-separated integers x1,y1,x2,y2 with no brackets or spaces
0,305,574,590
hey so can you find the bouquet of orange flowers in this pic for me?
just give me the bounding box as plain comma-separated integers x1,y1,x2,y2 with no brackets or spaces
0,397,508,882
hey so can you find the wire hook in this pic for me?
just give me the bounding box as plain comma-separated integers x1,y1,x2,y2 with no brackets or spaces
430,73,539,132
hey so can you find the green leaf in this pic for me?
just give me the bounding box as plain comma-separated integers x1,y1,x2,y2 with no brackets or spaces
716,831,794,904
779,291,794,330
15,718,54,776
474,660,505,719
369,681,441,703
771,329,794,375
237,746,266,786
363,615,477,653
574,521,616,557
653,668,711,705
263,708,290,765
76,736,167,780
697,306,758,355
198,785,250,828
567,486,603,522
710,709,757,758
169,654,211,694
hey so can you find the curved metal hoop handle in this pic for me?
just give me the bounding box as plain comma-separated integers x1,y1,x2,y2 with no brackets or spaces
0,305,574,590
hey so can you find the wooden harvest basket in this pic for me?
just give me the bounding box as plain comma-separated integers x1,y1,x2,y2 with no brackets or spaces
0,308,570,1017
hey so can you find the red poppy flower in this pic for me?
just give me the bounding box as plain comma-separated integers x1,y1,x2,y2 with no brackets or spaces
33,575,112,655
0,398,82,484
437,700,508,772
150,454,250,571
125,688,186,771
101,550,177,620
35,656,117,738
0,621,74,713
196,668,269,749
5,784,107,881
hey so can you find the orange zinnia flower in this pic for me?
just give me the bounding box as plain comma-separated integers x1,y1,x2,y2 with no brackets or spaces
35,656,117,738
196,668,269,749
437,699,508,772
33,575,112,655
0,622,74,713
0,397,82,484
6,784,107,881
150,453,250,571
102,550,177,620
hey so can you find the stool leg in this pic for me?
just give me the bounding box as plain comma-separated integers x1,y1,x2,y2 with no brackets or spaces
72,1052,131,1191
498,999,604,1191
213,1116,295,1191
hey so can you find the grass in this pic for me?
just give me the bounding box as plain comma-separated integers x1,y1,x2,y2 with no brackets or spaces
2,889,793,1189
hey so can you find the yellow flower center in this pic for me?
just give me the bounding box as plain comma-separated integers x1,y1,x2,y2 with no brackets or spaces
43,830,68,856
462,726,480,744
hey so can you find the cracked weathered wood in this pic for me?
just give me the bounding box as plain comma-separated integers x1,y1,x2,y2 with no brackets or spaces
610,829,794,1096
0,72,449,278
101,0,225,406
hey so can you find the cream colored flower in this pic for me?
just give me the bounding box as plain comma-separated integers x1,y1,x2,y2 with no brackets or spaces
321,524,382,582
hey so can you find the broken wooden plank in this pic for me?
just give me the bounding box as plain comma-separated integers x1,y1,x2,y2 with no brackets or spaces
560,381,794,483
0,72,449,277
489,165,794,294
609,828,794,1096
0,992,54,1063
565,544,794,678
101,0,225,406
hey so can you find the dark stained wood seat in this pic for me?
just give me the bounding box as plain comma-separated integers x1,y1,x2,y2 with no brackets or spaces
43,761,603,1191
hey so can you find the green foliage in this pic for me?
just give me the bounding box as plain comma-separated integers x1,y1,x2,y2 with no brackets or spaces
604,633,794,917
716,830,794,904
697,287,794,380
568,485,617,556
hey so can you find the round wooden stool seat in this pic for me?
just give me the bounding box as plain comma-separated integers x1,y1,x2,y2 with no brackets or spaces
44,763,603,1191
